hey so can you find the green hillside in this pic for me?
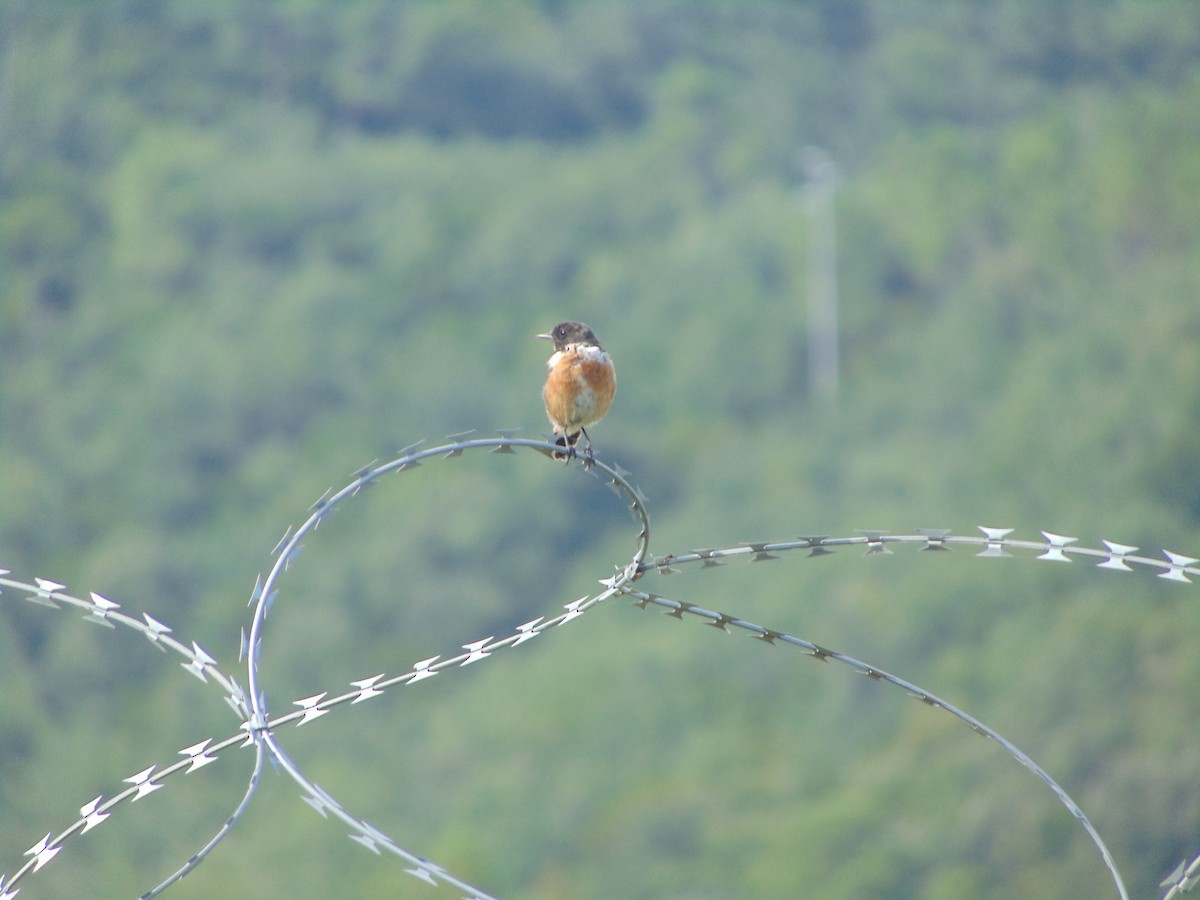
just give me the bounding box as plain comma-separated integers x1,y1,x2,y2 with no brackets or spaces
2,2,1200,897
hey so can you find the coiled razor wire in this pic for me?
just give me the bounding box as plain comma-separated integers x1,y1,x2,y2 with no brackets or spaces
3,433,1200,898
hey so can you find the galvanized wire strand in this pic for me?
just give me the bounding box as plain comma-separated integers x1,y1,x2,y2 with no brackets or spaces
241,435,650,899
0,434,649,899
639,528,1200,582
2,435,1198,898
138,740,267,899
0,573,253,898
619,584,1129,900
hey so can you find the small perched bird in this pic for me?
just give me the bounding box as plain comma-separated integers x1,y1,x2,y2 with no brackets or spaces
537,321,616,464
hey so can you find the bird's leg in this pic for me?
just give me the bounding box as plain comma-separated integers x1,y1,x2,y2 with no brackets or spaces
578,427,595,469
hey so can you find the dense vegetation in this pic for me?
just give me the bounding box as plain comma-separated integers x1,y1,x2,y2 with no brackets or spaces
3,1,1200,896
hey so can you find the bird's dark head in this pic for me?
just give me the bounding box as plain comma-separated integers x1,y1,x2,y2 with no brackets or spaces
537,321,603,352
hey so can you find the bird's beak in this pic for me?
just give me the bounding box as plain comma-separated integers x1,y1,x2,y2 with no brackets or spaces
536,332,553,341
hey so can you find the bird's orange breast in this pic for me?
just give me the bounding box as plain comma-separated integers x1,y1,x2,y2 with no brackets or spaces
543,348,616,434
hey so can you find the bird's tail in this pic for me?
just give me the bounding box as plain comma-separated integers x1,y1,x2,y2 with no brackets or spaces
552,431,581,459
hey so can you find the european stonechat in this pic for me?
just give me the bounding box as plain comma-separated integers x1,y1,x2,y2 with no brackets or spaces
537,321,616,464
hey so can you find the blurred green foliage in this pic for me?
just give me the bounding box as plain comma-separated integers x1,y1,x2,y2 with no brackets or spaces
3,1,1200,897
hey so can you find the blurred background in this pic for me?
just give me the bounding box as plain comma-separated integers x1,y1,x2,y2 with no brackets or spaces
2,1,1200,897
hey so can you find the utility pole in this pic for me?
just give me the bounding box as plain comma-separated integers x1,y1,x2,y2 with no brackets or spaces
801,146,839,405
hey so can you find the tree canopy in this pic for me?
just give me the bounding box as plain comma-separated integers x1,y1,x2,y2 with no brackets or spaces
3,1,1200,897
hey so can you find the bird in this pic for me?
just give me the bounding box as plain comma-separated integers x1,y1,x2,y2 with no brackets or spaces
537,321,616,465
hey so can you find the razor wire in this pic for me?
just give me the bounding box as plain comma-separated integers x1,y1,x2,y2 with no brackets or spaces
2,432,1198,898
